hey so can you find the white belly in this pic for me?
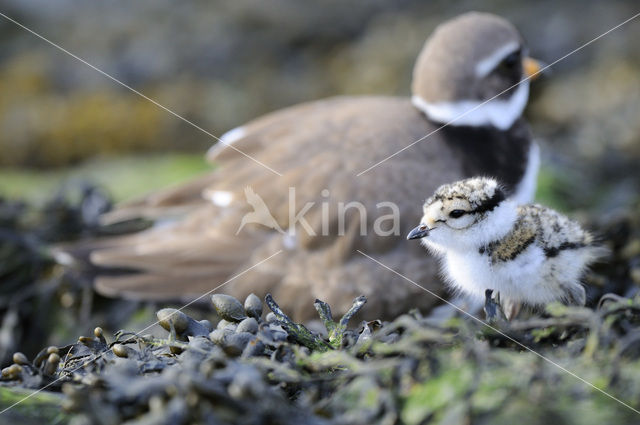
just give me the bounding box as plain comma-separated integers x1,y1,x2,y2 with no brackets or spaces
442,244,547,304
442,250,494,302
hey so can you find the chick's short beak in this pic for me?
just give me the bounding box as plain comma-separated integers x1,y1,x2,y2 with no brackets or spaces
407,224,430,240
523,57,545,80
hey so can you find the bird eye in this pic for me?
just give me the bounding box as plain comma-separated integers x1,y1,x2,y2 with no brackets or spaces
501,50,521,68
449,209,466,219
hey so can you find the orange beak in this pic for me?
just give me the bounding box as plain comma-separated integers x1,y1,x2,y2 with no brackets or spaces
523,57,545,80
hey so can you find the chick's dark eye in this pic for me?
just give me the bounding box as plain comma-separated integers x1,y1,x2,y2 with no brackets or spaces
502,50,521,68
449,209,466,219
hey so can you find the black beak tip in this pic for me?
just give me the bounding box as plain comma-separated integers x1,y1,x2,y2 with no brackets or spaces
407,225,429,240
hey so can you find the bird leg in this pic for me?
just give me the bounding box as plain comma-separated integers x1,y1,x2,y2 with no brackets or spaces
500,296,522,320
484,289,503,323
484,289,521,322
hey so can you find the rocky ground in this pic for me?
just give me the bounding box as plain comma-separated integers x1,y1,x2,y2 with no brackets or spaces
3,283,640,424
1,189,640,424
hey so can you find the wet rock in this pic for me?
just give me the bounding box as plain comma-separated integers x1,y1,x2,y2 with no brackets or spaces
227,367,266,399
112,344,131,358
241,339,265,358
198,320,213,332
258,325,288,344
12,352,29,366
44,353,60,376
157,308,190,334
156,308,210,338
211,294,247,322
223,332,255,357
216,319,237,331
244,293,263,319
189,336,215,350
209,329,231,345
1,364,23,380
33,345,61,368
265,312,277,324
93,327,107,344
236,317,259,334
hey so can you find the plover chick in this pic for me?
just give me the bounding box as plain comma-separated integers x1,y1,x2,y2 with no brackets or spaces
407,177,603,320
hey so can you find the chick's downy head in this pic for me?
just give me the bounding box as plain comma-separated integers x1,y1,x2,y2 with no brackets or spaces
408,177,512,249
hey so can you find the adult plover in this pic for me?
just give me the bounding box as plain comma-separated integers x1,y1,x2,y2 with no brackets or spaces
62,12,544,321
407,177,604,320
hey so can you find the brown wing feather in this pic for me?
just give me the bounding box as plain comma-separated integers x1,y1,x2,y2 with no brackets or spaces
99,172,218,224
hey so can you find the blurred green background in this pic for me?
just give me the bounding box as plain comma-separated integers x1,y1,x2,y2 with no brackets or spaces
0,0,639,211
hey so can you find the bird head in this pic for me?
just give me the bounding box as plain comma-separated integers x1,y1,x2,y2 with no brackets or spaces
408,177,514,251
411,12,544,130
